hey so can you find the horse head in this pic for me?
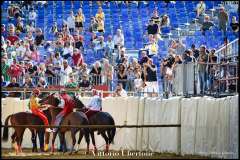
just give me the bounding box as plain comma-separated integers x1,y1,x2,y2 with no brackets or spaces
72,95,86,110
39,93,60,107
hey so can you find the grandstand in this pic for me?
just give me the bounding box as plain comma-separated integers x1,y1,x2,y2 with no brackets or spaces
1,1,239,97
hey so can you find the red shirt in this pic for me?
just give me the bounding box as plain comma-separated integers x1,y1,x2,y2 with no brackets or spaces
72,53,84,66
7,35,19,45
60,93,75,114
7,64,22,77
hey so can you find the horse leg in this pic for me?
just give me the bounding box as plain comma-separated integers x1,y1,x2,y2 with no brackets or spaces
69,129,77,155
100,131,109,153
59,132,67,153
90,131,97,154
31,129,37,152
51,131,58,153
84,128,90,155
75,129,84,153
18,128,25,153
11,131,17,149
37,129,45,152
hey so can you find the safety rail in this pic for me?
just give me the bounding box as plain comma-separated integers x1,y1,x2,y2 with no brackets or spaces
1,124,181,128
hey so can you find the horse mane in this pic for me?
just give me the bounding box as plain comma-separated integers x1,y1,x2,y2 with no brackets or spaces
72,96,85,109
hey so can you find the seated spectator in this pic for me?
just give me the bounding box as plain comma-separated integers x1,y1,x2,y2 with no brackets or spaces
230,16,239,36
25,22,35,33
78,63,89,81
191,44,200,59
147,19,159,39
7,24,20,45
7,77,21,97
201,15,214,35
2,58,10,82
160,14,170,28
78,74,91,89
89,61,102,85
116,48,126,64
5,40,16,59
25,31,34,43
75,8,85,33
117,63,127,89
72,48,84,67
113,29,124,51
1,76,9,98
22,76,35,88
28,8,37,26
73,31,84,50
38,63,46,77
7,58,22,80
145,34,158,57
113,83,127,97
16,17,25,33
67,11,75,33
49,22,58,36
37,77,47,88
31,45,40,62
172,39,186,56
94,36,105,53
27,62,38,78
65,74,78,97
63,41,73,59
35,28,44,46
15,40,26,60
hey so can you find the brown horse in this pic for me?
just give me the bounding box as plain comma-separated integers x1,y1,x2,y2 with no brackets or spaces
39,93,90,154
40,94,116,153
2,109,51,154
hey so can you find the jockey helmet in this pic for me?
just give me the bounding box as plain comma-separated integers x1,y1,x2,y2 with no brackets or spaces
33,88,40,96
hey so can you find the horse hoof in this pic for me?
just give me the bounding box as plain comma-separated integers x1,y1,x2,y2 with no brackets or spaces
74,150,79,154
69,152,73,155
86,151,89,155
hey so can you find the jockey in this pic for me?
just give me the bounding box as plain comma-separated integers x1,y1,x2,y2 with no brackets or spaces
29,88,52,132
85,89,102,118
53,88,75,132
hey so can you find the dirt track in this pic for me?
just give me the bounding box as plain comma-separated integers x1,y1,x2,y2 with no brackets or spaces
2,148,211,159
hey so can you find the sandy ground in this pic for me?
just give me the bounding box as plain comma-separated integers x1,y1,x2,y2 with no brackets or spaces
1,148,211,159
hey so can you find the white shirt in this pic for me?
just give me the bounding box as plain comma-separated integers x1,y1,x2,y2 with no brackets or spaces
63,46,73,56
118,89,127,97
29,11,37,21
16,46,26,57
87,95,102,111
134,78,143,90
106,40,114,50
67,15,75,29
113,34,124,46
60,65,73,85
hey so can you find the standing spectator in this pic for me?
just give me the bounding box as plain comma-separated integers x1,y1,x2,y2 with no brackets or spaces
145,34,158,57
28,8,37,26
104,35,114,59
95,7,105,33
113,29,124,51
67,11,75,33
201,15,214,35
113,83,127,97
134,72,144,95
35,28,45,46
197,45,208,94
126,65,135,91
89,61,102,85
16,17,25,33
183,49,195,64
65,74,78,96
172,39,186,56
218,6,229,37
15,40,26,60
7,77,21,97
102,59,113,91
25,31,34,43
196,1,206,19
89,16,98,33
230,16,239,37
53,52,63,68
22,76,35,88
117,63,127,89
139,50,150,65
151,9,160,25
147,19,159,39
75,8,85,33
60,60,73,86
78,63,89,80
143,59,158,96
49,22,58,36
2,58,10,82
72,48,84,67
191,44,200,59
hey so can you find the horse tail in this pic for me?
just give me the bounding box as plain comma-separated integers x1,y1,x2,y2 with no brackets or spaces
2,115,12,141
109,118,116,144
